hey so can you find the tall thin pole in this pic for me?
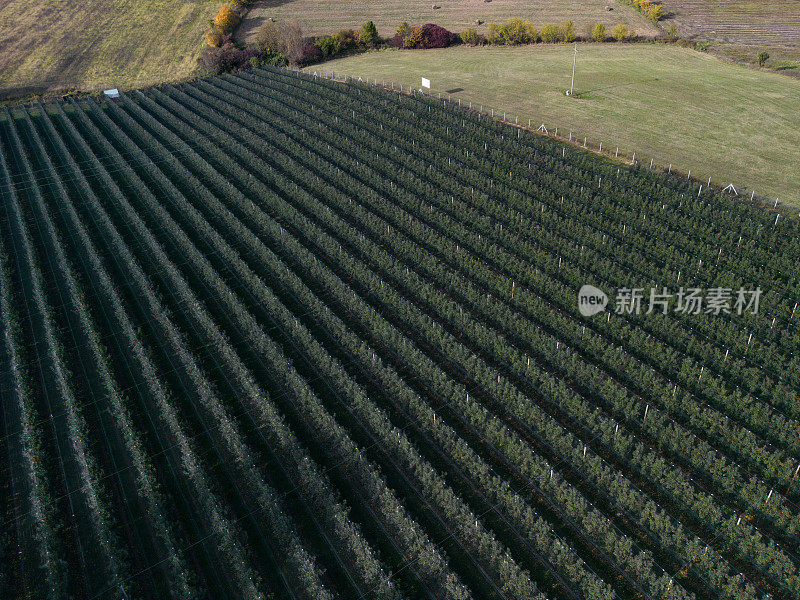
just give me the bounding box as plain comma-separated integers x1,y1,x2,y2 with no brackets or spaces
570,43,578,95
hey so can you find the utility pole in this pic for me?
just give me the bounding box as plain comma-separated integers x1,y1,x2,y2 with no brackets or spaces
570,43,578,96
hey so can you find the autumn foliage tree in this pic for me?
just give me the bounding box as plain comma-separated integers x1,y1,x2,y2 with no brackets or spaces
621,0,665,22
198,35,257,74
214,4,240,34
205,3,241,50
255,19,304,64
403,26,424,48
205,30,224,48
396,24,457,49
648,4,665,21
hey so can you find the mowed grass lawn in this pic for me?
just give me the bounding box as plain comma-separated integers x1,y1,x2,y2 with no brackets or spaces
238,0,657,41
0,0,219,98
315,44,800,205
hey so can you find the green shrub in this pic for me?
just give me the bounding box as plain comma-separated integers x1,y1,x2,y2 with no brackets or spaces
314,35,336,56
506,18,537,44
460,28,479,45
648,4,665,22
560,19,576,42
332,29,357,52
611,23,630,41
262,49,287,66
757,51,770,67
592,23,606,42
486,23,502,45
314,29,358,56
487,18,536,45
397,21,412,39
359,20,379,47
667,23,678,40
539,24,559,43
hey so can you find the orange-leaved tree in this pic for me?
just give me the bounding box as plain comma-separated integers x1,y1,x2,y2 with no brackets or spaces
205,30,224,47
214,4,240,34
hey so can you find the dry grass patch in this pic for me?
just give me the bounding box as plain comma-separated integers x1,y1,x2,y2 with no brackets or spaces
237,0,657,42
660,1,800,65
0,0,220,98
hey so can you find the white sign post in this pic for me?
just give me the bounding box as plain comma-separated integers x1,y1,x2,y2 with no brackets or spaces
421,77,431,92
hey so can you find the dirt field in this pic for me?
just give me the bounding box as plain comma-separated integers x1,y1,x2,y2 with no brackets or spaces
661,1,800,66
315,44,800,205
0,0,219,99
237,0,658,43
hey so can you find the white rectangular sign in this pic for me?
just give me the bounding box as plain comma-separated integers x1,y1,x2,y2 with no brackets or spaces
421,77,430,89
103,88,120,98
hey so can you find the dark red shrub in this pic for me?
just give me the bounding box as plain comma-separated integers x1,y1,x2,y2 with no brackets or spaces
300,43,324,65
396,23,458,49
420,23,458,48
198,35,258,75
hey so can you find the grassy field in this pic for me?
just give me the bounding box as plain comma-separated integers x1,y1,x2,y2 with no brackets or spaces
0,0,219,99
237,0,658,42
313,43,800,205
